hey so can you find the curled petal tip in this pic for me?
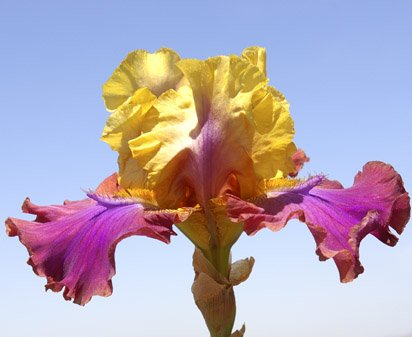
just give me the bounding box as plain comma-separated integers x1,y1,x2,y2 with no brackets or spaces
388,190,410,236
102,48,182,110
230,324,246,337
229,257,255,286
21,197,31,213
95,172,120,194
5,217,18,236
289,149,310,177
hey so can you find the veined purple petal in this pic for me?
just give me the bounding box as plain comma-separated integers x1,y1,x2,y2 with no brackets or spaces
6,175,189,305
227,162,410,282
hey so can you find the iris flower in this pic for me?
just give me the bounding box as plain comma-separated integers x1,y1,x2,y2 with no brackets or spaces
6,47,410,337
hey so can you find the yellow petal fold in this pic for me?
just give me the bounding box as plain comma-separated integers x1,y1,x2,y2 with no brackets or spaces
102,48,182,111
101,87,157,189
251,85,296,179
242,46,267,76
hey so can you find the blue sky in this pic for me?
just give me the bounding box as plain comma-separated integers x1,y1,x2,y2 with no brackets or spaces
1,1,411,336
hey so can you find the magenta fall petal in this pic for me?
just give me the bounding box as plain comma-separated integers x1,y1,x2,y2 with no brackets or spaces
5,175,186,306
227,161,410,282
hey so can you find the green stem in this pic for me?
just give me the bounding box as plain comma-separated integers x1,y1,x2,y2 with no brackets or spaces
203,246,231,279
203,205,232,278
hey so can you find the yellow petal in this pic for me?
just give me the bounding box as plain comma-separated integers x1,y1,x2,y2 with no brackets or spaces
250,85,296,179
101,87,156,151
128,85,197,196
176,55,267,122
117,156,149,190
242,47,296,178
102,48,182,111
101,87,157,189
242,46,267,76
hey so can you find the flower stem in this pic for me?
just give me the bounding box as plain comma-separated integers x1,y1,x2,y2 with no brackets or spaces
192,249,236,337
202,205,233,278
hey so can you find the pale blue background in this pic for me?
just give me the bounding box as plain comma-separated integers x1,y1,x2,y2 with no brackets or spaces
1,1,411,336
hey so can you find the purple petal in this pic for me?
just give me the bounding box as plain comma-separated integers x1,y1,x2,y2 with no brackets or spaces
5,176,189,305
227,162,410,282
